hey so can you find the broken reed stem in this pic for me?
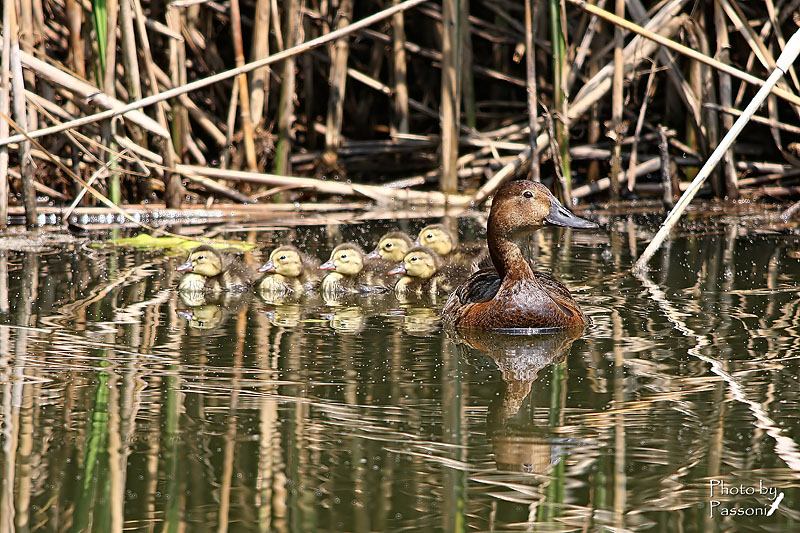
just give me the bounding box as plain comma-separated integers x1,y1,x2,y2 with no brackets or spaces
549,0,571,201
249,0,270,125
608,0,624,200
439,0,460,194
229,0,258,171
274,0,299,175
0,0,11,228
524,0,539,182
634,28,800,272
391,0,409,135
8,7,37,228
323,0,355,167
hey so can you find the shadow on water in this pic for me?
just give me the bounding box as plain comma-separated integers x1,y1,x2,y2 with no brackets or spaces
0,214,800,531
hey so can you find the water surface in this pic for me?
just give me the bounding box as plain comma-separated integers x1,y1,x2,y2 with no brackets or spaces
1,213,799,532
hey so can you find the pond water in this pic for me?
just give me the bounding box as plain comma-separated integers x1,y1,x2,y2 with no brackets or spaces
1,210,799,532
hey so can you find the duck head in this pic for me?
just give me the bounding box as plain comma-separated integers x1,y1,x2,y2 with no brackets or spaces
415,224,455,255
366,232,414,262
259,245,304,277
388,246,441,280
177,245,224,277
320,243,365,276
488,181,597,238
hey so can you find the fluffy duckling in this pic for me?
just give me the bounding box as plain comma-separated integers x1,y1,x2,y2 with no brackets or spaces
388,246,468,300
320,242,393,294
176,245,252,293
416,224,489,272
365,231,414,263
258,245,322,298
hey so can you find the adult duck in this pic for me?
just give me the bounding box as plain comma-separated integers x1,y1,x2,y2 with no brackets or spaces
258,245,322,297
320,242,393,294
176,245,252,293
442,180,597,330
416,223,489,272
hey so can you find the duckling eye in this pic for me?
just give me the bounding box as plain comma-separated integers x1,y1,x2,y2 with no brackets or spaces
385,242,393,248
411,256,418,262
197,255,205,261
279,255,286,260
522,190,534,199
341,254,348,259
426,233,434,239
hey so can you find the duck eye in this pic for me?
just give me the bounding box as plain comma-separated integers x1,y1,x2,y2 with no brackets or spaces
522,190,534,199
426,233,434,239
385,242,392,248
197,255,205,260
341,254,347,259
411,256,418,262
279,255,286,260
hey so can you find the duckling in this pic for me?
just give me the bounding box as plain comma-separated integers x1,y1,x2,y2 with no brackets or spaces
320,242,393,295
258,245,322,300
176,245,252,293
365,231,414,263
442,180,597,331
177,305,225,330
388,246,469,300
416,223,489,272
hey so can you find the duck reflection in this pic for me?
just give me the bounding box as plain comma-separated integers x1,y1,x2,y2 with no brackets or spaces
260,303,304,328
387,305,440,335
178,292,246,332
449,327,582,473
320,306,365,334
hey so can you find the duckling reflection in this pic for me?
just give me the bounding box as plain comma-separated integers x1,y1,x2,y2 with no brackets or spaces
449,327,582,473
177,304,226,331
260,304,304,328
320,306,365,334
388,306,440,335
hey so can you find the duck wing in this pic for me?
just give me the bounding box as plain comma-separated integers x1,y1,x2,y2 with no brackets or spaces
456,268,502,304
532,270,574,302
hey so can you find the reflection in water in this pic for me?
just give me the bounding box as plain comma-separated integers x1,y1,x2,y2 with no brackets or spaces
0,218,800,531
450,328,582,473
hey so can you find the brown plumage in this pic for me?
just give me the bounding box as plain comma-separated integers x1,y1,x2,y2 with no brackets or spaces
442,180,597,331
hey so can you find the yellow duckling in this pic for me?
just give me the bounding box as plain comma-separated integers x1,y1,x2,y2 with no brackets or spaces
176,245,252,293
320,242,392,295
388,246,468,300
416,223,489,272
258,245,322,299
365,231,414,263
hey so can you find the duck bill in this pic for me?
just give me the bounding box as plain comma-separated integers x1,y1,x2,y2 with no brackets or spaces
176,259,194,272
320,259,336,271
365,249,382,260
544,198,598,229
388,265,406,276
258,260,276,273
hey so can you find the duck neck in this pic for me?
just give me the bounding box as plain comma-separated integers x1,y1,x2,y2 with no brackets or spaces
487,227,534,281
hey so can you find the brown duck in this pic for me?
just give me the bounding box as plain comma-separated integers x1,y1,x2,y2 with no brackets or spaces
442,180,597,330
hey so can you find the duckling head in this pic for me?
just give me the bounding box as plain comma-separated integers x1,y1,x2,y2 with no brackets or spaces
366,231,414,262
177,245,223,277
177,305,223,330
416,224,455,255
320,243,364,276
388,246,440,280
488,180,597,239
259,245,304,278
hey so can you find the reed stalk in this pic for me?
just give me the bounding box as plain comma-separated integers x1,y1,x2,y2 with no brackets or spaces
229,0,258,170
10,32,38,226
323,0,355,167
391,0,409,135
0,0,11,228
608,0,624,200
274,0,300,175
524,0,539,182
249,0,271,125
440,0,460,194
550,0,572,202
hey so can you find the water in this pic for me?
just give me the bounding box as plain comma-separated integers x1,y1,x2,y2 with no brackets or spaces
1,212,799,532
